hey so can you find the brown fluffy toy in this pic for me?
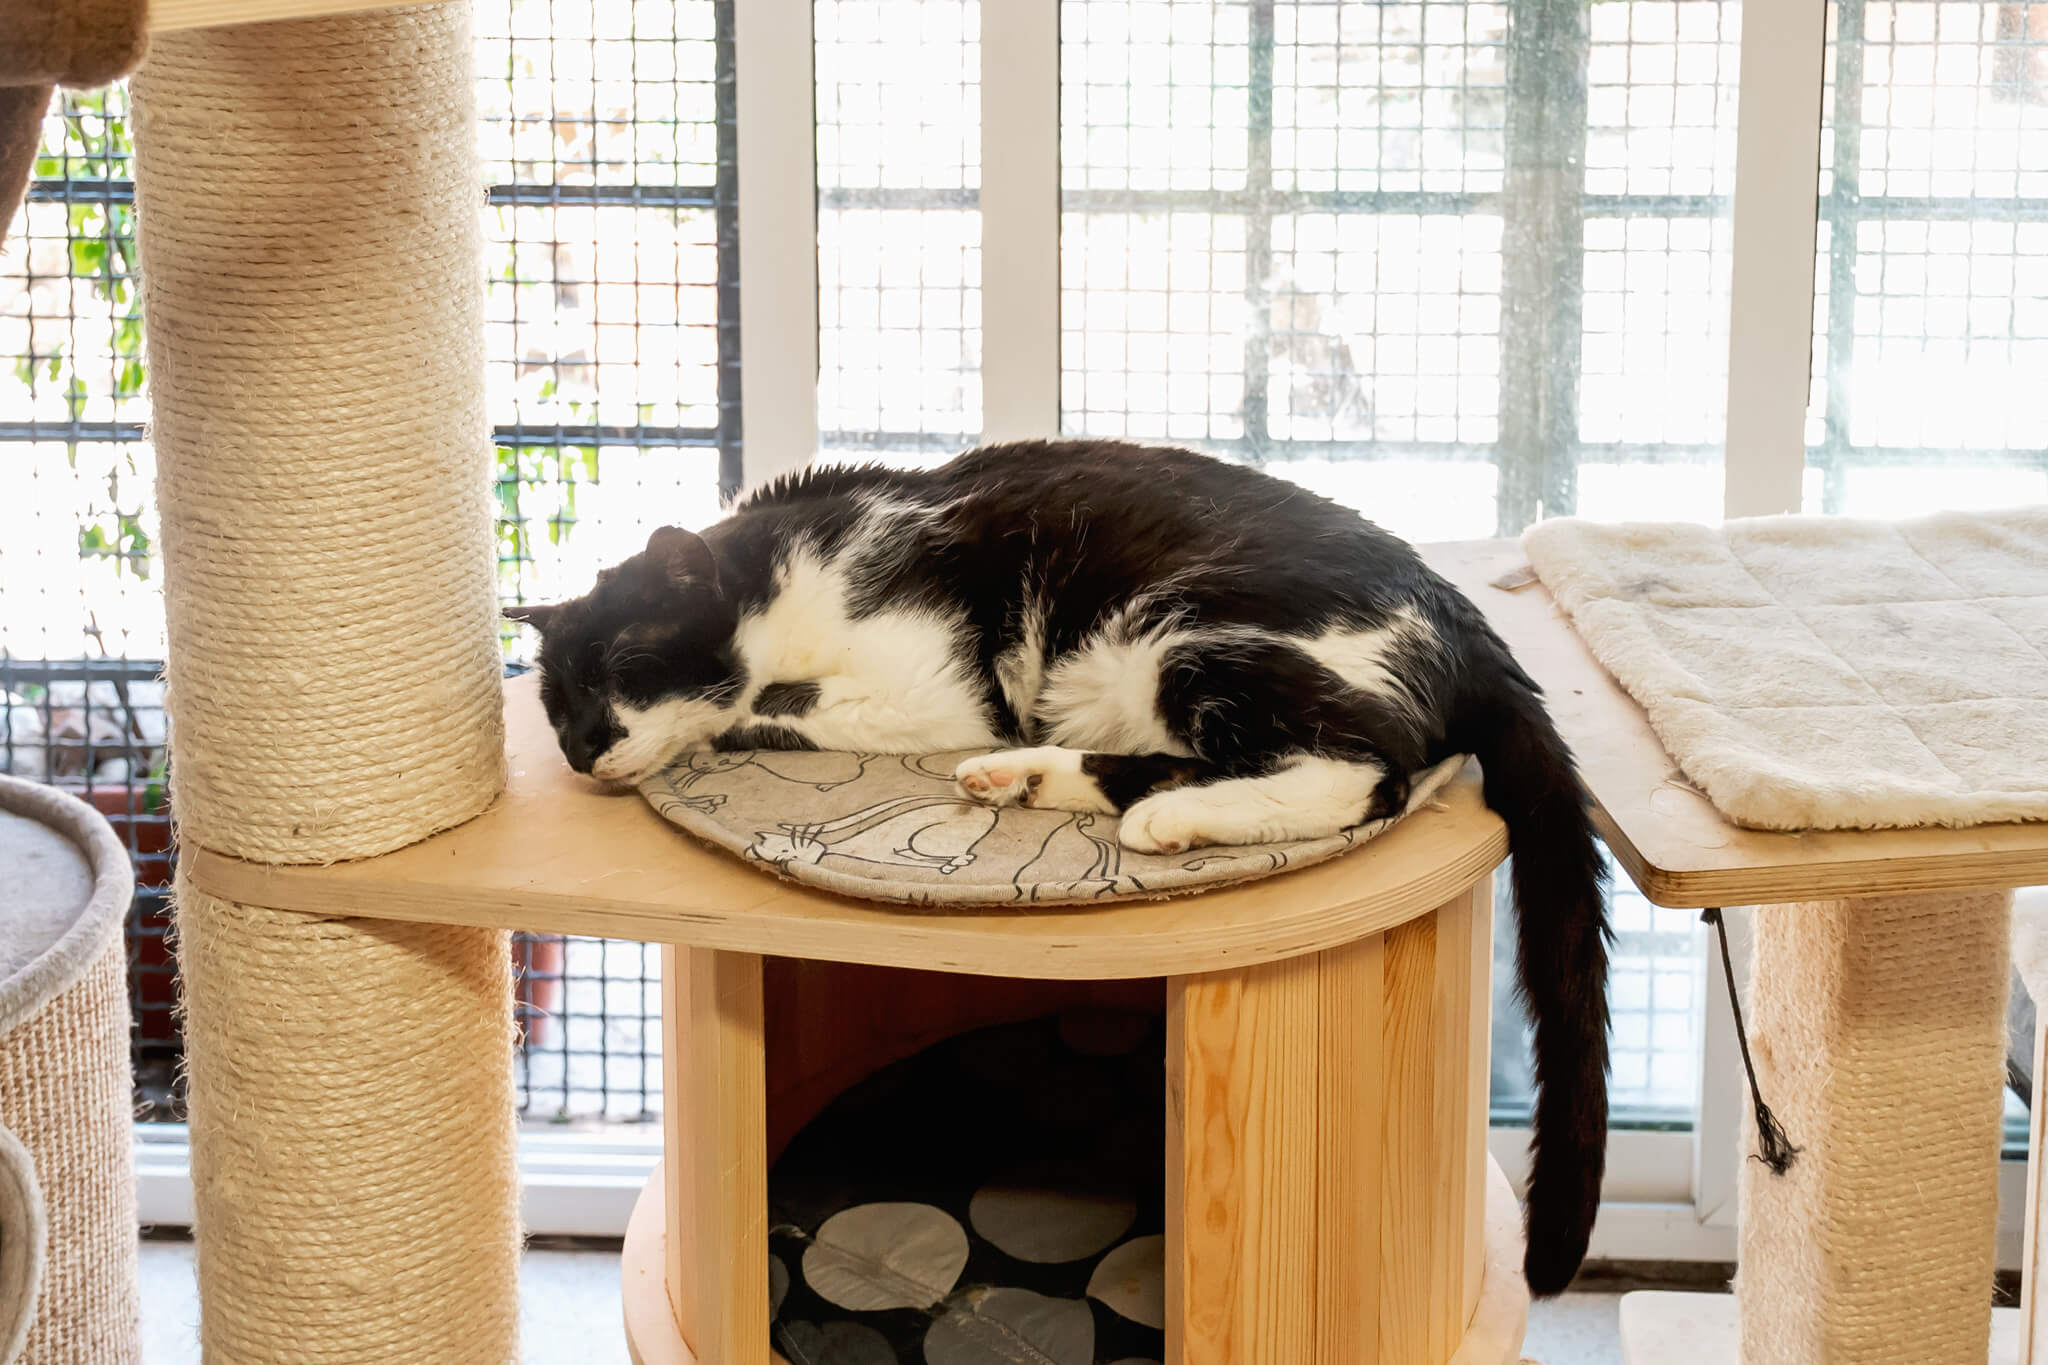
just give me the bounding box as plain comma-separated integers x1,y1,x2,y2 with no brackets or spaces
0,0,149,249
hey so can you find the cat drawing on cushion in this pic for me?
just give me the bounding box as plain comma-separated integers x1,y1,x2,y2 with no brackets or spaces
507,439,1611,1296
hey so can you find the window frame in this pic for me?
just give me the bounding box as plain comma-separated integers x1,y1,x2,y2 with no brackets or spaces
745,0,2039,1261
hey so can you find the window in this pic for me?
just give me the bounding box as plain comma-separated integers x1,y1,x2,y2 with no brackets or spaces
9,0,2044,1252
1806,0,2048,515
0,0,743,1129
807,0,1741,1133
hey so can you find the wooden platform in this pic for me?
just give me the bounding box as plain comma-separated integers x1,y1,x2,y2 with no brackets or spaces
184,674,1507,980
1426,540,2048,908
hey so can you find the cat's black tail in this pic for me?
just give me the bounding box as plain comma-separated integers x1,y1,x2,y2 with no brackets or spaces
1455,643,1611,1298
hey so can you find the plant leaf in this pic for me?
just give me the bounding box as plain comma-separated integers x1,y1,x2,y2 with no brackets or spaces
801,1202,968,1312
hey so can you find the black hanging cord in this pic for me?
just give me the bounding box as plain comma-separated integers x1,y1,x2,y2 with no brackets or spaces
1702,907,1801,1175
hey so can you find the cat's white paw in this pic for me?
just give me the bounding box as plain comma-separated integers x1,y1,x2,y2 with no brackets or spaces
1116,791,1213,855
954,748,1115,813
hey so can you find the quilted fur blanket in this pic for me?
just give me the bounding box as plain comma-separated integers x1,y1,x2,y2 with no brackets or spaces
1521,505,2048,832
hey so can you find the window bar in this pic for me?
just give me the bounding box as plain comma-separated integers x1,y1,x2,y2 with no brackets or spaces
1240,0,1276,461
980,0,1060,443
733,0,820,492
1722,0,1828,517
1497,0,1590,533
1818,0,1870,515
716,0,744,500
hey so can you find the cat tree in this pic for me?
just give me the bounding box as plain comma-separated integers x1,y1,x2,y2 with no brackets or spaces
126,2,2046,1363
135,2,1529,1361
132,4,518,1360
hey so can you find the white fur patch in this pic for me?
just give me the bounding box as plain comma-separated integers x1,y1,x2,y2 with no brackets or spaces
992,595,1048,732
1297,605,1437,716
1035,625,1195,756
596,694,732,782
732,545,999,753
955,746,1117,814
1117,754,1387,853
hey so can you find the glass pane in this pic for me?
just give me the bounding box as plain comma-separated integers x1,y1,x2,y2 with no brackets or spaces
1061,0,1741,545
1808,0,2048,512
486,203,723,434
1489,852,1704,1126
1061,0,1733,1128
475,0,720,187
816,0,983,460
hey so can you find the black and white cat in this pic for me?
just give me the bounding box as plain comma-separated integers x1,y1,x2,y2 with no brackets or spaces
509,439,1610,1295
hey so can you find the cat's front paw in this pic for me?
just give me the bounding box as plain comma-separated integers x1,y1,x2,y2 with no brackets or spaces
954,748,1116,814
1117,791,1219,855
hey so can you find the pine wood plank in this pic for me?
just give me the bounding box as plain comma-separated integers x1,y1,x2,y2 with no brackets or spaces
185,676,1507,980
1378,912,1449,1361
1166,953,1322,1365
1422,539,2048,906
1315,931,1385,1365
661,946,691,1341
677,949,767,1365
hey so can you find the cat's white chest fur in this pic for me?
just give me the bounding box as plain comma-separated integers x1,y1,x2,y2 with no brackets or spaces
734,549,998,751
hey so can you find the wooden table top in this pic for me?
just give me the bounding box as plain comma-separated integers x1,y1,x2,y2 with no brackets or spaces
186,674,1507,978
1422,539,2048,907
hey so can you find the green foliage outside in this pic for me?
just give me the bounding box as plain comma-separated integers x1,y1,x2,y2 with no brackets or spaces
10,90,584,604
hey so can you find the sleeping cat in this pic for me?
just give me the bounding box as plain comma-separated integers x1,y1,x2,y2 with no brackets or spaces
508,439,1610,1296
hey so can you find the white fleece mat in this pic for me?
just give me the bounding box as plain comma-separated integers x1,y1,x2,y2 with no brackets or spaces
1521,506,2048,832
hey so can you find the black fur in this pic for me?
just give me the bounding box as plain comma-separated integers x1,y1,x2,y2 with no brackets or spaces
1078,752,1216,809
753,680,822,718
711,724,818,752
511,439,1611,1289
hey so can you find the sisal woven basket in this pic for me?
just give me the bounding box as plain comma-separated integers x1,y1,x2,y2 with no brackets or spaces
0,774,140,1365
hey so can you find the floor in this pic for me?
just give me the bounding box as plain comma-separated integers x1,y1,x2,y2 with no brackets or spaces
139,1236,1630,1364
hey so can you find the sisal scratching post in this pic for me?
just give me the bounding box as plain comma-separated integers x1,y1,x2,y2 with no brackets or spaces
131,7,519,1360
1739,891,2013,1365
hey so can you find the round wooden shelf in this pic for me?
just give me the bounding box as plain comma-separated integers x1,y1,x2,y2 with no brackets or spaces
188,676,1510,980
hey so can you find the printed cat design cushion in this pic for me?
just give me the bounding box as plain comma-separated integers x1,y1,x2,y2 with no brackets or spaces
638,749,1466,907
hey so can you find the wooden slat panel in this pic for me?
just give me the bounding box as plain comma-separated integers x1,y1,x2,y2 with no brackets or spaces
1456,882,1495,1326
1378,912,1448,1361
1166,954,1321,1365
1315,932,1385,1365
683,949,768,1365
660,946,693,1341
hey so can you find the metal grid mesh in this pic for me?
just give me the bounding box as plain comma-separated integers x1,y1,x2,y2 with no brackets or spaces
815,0,983,462
1810,0,2048,514
0,0,740,1128
1058,0,1745,546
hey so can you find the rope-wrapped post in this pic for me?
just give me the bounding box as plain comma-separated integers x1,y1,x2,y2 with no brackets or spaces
1739,891,2013,1365
131,7,519,1359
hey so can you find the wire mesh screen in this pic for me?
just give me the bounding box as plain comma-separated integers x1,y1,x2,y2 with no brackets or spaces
0,0,739,1128
1809,0,2048,514
815,0,983,462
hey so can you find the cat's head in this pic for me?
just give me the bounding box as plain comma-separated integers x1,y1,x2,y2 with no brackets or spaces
506,526,741,783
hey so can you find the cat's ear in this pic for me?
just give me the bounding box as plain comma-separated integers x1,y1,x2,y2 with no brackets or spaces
503,602,561,633
646,525,719,590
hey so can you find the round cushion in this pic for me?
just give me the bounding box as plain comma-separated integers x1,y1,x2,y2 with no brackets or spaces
640,751,1466,907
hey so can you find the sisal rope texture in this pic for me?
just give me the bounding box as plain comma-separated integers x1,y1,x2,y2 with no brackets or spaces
1739,891,2013,1365
131,7,519,1360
